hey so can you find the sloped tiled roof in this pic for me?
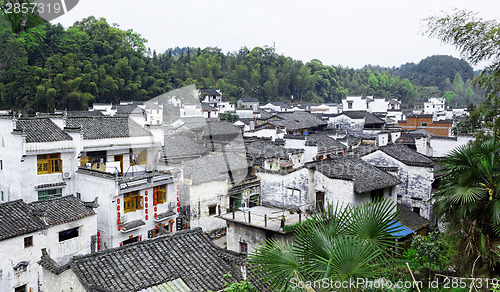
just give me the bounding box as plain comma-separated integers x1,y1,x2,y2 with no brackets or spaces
308,157,400,193
305,133,347,151
163,135,206,160
340,111,385,125
201,103,217,112
238,97,259,103
271,112,327,130
0,200,47,241
68,228,246,292
199,89,221,96
66,111,105,118
15,118,73,143
397,203,431,231
202,121,241,140
379,144,436,167
246,141,289,160
182,153,248,185
29,196,96,227
66,117,152,139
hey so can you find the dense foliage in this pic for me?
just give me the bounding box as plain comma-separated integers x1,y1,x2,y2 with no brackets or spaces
249,199,400,291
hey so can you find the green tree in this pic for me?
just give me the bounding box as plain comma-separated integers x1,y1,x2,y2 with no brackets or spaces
248,199,400,291
433,137,500,274
425,10,500,98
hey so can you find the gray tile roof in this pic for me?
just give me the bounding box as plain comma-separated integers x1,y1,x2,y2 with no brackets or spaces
120,219,145,232
179,117,207,131
0,200,47,241
201,103,217,112
202,121,241,140
338,111,386,125
66,111,105,117
15,118,73,143
199,89,221,96
66,117,152,139
270,102,292,109
397,203,430,231
156,211,176,221
29,196,96,227
305,133,347,151
182,153,248,185
163,135,206,160
274,112,327,130
379,144,436,167
238,97,259,103
308,157,400,193
68,228,245,292
245,141,289,160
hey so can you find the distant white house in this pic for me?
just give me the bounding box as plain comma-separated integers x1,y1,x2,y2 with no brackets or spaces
423,97,446,116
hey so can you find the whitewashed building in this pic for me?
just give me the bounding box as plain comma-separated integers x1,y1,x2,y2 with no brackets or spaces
0,196,97,292
361,144,437,222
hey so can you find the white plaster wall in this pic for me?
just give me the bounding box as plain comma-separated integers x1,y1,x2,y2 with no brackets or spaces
342,96,369,111
313,171,355,206
243,128,280,140
284,138,317,163
430,136,474,157
369,99,389,113
188,179,229,232
361,151,434,221
45,215,97,265
258,168,311,211
42,268,86,292
0,231,46,291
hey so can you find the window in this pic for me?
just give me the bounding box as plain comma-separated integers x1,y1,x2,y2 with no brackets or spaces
37,153,62,175
155,185,167,204
130,149,147,165
1,191,3,201
24,236,33,248
0,159,2,170
240,242,248,253
123,191,143,213
123,236,139,246
208,204,217,216
14,285,26,292
38,188,62,201
413,207,421,216
59,227,79,242
76,192,81,200
347,102,353,109
421,122,427,127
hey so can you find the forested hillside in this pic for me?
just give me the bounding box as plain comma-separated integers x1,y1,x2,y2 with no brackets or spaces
0,12,482,113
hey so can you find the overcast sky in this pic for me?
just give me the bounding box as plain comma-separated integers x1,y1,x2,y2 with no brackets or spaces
55,0,499,70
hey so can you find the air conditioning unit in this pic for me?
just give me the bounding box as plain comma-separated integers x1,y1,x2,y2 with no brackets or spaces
120,214,127,223
62,172,72,179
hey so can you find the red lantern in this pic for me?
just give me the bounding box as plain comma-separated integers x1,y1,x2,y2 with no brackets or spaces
117,198,120,204
145,191,148,196
117,212,120,218
176,191,179,195
145,215,149,220
120,242,123,247
177,207,180,212
154,194,157,200
176,185,180,190
97,244,100,250
177,197,179,201
177,202,180,207
145,197,148,202
117,226,121,231
97,231,100,237
97,238,101,244
145,209,148,214
117,218,121,225
154,213,157,218
117,205,120,211
154,189,157,194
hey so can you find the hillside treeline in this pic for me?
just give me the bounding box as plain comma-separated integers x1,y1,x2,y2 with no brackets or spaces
0,13,481,113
